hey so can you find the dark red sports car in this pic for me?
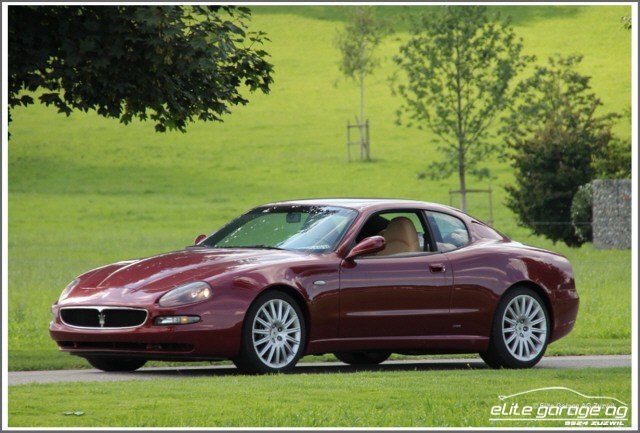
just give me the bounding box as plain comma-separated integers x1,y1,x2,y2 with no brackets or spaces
50,199,579,373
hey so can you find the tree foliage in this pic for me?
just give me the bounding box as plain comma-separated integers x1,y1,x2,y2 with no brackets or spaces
8,5,273,133
621,15,632,30
393,6,530,211
503,55,620,247
592,135,632,179
335,7,386,84
592,109,632,180
335,7,388,161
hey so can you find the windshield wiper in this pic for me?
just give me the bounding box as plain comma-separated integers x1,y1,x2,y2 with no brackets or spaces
193,244,286,250
239,245,285,250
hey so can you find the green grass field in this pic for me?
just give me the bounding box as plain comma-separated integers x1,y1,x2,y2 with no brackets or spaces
7,4,632,376
8,367,632,427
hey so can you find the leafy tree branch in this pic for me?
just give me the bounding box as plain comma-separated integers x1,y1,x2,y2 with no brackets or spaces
8,5,273,133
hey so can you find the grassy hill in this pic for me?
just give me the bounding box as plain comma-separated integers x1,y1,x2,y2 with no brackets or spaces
7,5,632,370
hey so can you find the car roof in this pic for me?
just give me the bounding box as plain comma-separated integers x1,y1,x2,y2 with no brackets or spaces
262,198,460,214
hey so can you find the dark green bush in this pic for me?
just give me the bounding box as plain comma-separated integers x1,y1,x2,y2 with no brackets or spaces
571,182,593,244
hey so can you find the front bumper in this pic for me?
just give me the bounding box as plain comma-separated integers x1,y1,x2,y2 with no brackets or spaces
49,301,244,361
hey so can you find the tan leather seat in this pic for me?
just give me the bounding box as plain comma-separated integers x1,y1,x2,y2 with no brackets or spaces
376,217,421,256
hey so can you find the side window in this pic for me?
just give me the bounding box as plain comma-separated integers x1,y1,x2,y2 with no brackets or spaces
427,212,470,252
356,210,435,256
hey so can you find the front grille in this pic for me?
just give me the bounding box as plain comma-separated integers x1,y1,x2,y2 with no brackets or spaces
60,307,148,329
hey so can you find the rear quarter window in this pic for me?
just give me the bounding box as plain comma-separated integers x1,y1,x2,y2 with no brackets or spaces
471,221,504,240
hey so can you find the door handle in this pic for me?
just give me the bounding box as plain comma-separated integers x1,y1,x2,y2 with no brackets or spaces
429,263,446,273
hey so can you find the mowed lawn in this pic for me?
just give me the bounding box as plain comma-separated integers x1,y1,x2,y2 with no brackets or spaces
6,4,632,374
8,368,632,428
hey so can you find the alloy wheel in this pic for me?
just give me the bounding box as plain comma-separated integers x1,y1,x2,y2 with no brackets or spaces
501,294,548,362
251,298,302,369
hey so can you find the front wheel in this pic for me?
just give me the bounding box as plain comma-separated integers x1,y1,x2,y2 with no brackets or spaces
234,291,306,374
334,351,391,365
481,287,550,369
84,356,147,372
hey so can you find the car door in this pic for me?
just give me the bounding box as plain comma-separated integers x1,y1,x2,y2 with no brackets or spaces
425,211,494,337
338,210,453,338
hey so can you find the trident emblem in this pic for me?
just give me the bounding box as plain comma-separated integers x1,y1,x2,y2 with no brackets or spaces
98,312,106,328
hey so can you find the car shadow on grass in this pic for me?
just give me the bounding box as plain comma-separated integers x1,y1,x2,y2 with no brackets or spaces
133,360,489,378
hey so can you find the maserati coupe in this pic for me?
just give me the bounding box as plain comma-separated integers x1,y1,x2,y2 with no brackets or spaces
49,198,579,373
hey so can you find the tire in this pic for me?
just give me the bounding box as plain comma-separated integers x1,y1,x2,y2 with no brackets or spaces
233,291,306,374
334,351,391,366
84,356,147,372
481,287,550,369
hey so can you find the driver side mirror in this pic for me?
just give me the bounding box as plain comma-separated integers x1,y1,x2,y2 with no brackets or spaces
194,234,207,245
345,236,385,261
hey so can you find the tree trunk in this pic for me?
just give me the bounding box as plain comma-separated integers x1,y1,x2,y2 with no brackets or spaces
454,37,466,212
459,159,467,212
359,71,365,160
359,46,369,161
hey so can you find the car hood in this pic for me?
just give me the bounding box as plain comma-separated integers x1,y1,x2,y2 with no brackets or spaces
65,248,310,304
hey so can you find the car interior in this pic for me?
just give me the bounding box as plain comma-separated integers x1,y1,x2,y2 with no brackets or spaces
356,212,435,256
375,217,421,256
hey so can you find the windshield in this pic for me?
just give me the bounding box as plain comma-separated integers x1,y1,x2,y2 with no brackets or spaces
202,205,358,253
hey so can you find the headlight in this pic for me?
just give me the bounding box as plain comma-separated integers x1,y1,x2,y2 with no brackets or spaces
154,315,201,325
158,281,212,307
59,278,79,302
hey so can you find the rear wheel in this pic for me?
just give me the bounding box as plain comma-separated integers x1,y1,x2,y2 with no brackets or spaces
234,291,306,374
481,287,550,369
334,351,391,365
84,356,147,372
